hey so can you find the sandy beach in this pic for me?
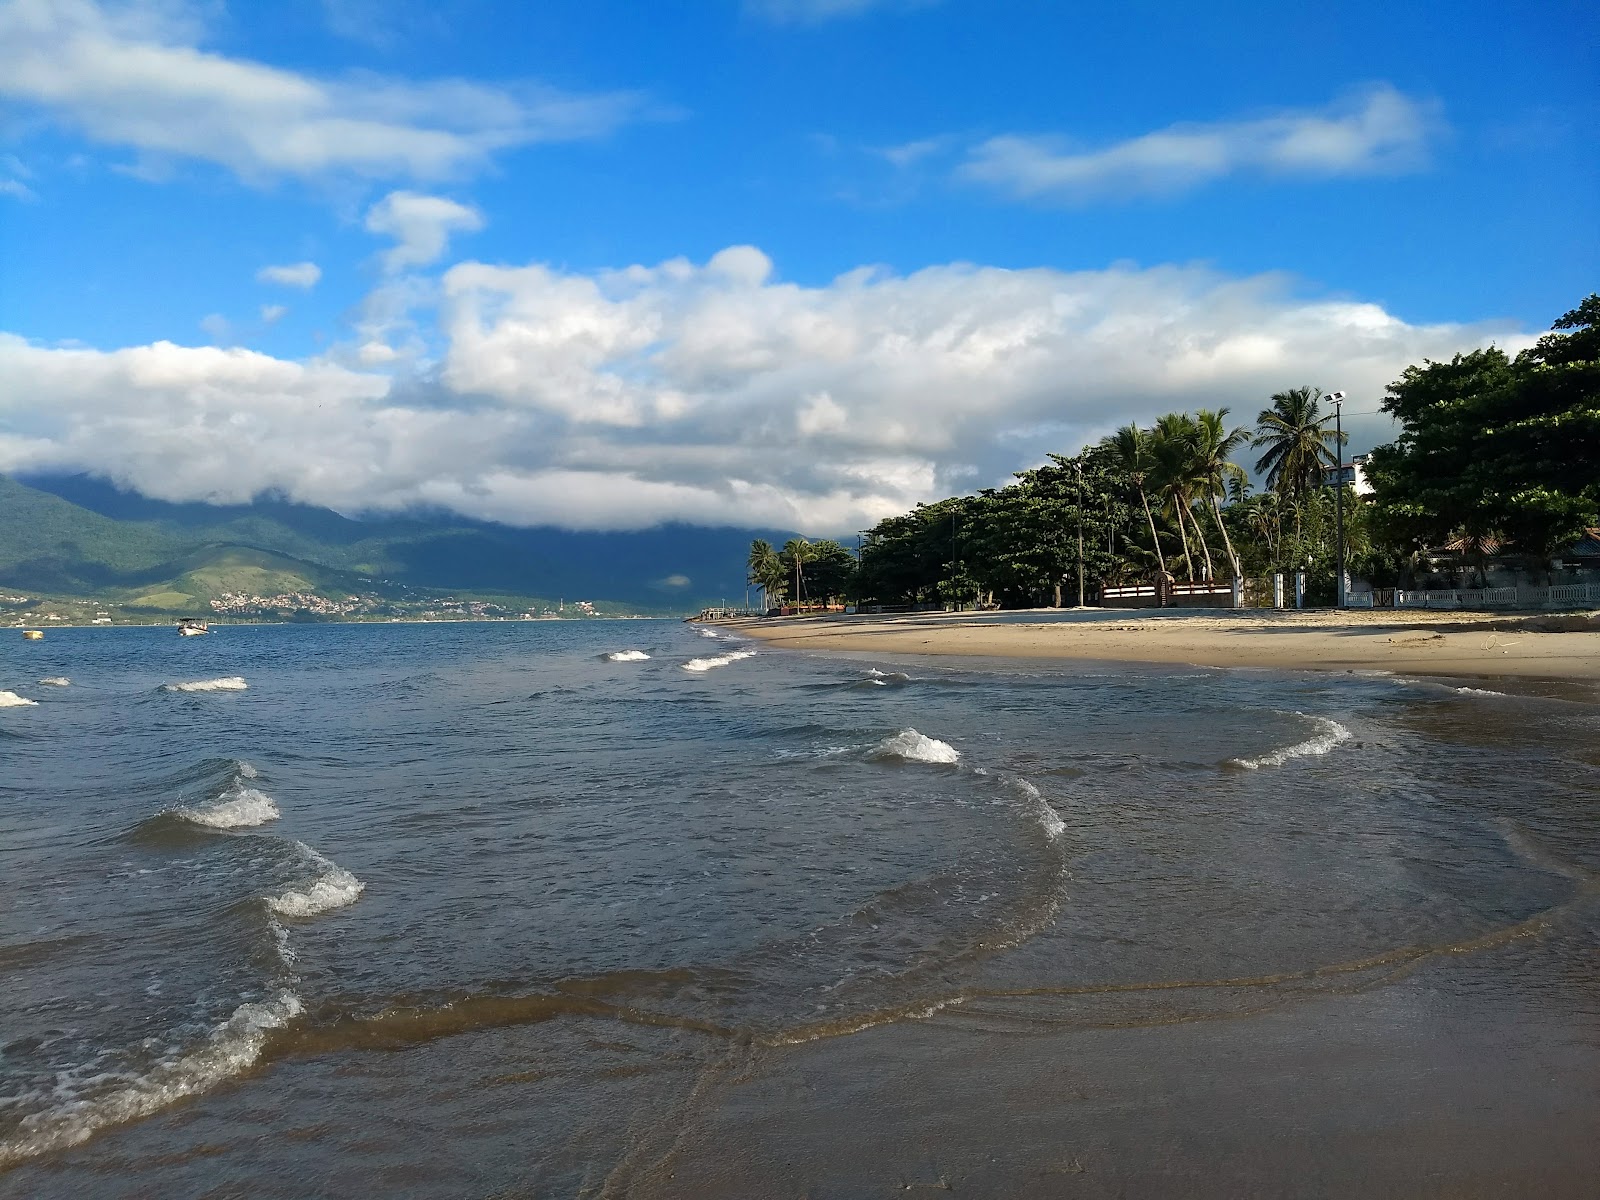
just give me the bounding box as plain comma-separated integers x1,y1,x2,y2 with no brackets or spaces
718,607,1600,683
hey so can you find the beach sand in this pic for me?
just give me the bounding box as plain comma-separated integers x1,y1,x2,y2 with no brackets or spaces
719,607,1600,683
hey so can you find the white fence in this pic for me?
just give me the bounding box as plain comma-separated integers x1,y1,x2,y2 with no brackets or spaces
1392,584,1600,609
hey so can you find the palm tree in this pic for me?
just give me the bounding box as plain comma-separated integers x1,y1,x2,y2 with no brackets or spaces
1192,408,1250,580
1105,423,1168,576
1252,387,1345,507
781,537,818,604
746,539,785,605
1150,412,1214,580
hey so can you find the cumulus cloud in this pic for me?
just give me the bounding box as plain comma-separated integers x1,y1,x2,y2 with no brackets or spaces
961,84,1440,202
257,261,322,289
0,249,1525,533
0,0,646,184
365,191,484,272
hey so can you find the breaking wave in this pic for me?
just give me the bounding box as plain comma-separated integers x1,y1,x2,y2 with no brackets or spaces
683,650,756,673
1228,715,1352,770
161,676,247,693
0,690,38,707
1454,686,1508,697
267,844,365,917
0,990,302,1168
603,650,651,662
870,729,961,765
36,677,70,687
177,785,280,830
696,627,722,638
1007,776,1066,840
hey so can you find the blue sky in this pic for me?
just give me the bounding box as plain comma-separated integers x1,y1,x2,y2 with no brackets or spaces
0,0,1594,532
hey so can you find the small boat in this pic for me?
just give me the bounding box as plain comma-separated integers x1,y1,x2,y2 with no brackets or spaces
22,629,43,641
177,619,210,637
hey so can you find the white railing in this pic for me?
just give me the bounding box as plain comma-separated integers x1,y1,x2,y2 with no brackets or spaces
1394,584,1600,609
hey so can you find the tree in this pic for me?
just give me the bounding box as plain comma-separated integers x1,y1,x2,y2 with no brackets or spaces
746,539,786,605
1150,412,1213,580
1105,423,1168,575
1367,294,1600,562
1192,408,1250,580
1252,387,1344,514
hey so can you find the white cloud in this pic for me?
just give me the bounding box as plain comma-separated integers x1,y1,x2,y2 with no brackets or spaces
365,191,483,272
260,304,288,324
961,85,1440,202
257,261,322,289
0,177,37,201
0,0,646,185
0,249,1526,534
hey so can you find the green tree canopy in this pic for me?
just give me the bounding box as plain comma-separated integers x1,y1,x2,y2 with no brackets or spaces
1367,294,1600,558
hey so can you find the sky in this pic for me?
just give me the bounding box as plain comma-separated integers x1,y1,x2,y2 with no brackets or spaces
0,0,1594,534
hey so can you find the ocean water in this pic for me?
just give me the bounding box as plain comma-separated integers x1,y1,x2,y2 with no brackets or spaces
2,620,1597,1195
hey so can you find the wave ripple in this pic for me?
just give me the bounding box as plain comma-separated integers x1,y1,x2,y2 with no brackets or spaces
683,650,755,673
871,728,961,765
268,845,365,917
1229,715,1352,769
178,785,280,829
161,676,247,693
0,990,302,1168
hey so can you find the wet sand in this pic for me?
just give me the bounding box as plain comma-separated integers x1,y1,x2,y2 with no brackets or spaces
720,607,1600,683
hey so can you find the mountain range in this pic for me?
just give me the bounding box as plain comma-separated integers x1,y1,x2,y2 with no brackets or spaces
0,474,788,614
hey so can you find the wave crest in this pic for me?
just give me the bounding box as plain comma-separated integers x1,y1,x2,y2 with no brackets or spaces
37,676,70,687
268,845,365,917
178,785,280,829
0,991,302,1168
1228,715,1352,769
603,650,651,662
870,728,960,765
0,690,38,707
682,650,756,673
161,676,247,693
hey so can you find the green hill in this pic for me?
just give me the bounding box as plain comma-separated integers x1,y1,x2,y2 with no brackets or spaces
0,474,787,615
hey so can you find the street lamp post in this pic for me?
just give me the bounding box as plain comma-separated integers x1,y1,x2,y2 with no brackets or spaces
1074,460,1085,608
1329,390,1347,608
950,511,959,612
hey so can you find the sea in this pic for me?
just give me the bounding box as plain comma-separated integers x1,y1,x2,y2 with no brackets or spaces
2,619,1597,1196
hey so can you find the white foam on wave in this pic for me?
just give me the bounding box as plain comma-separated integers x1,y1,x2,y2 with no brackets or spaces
177,784,280,829
871,728,961,765
696,627,721,638
1007,776,1066,840
162,676,247,693
604,650,651,662
1229,714,1352,769
1454,686,1508,697
267,844,365,917
0,989,302,1168
683,650,756,673
37,676,70,687
0,690,38,707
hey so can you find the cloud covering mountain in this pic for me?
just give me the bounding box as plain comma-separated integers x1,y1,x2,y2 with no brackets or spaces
0,244,1521,535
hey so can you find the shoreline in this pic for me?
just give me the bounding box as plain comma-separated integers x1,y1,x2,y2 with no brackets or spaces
715,607,1600,684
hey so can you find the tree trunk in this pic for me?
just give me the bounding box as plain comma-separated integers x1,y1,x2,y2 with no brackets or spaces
1182,492,1215,581
1212,496,1242,580
1138,485,1167,574
1169,491,1195,580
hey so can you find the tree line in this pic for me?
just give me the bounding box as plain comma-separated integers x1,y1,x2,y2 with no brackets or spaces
750,294,1598,610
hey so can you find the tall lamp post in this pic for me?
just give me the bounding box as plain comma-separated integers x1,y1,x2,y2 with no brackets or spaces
1074,460,1085,608
1328,390,1347,608
950,511,959,612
